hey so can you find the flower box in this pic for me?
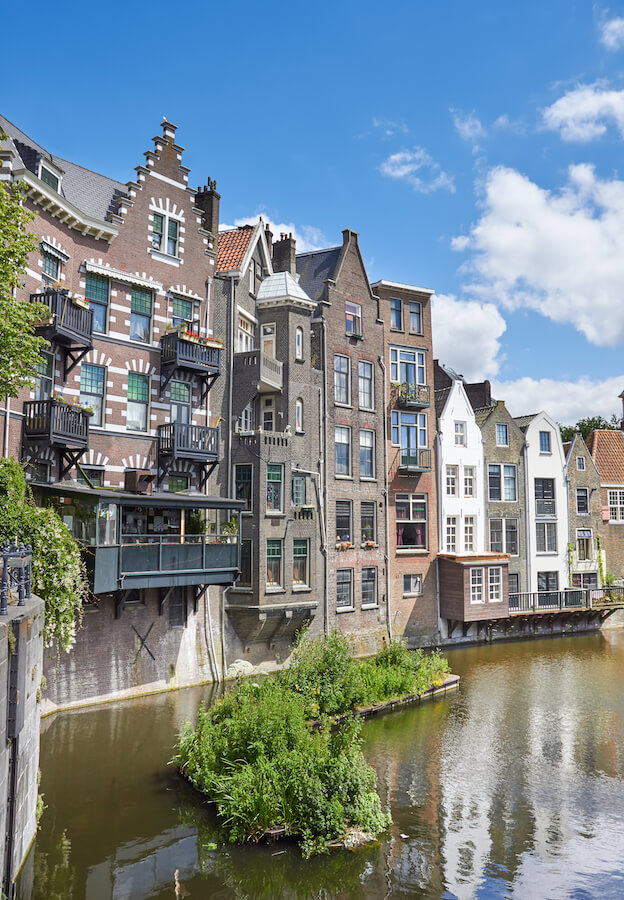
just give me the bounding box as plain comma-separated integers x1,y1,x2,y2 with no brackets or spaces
71,295,90,310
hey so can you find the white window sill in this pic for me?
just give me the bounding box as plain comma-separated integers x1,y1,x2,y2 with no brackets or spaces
335,474,353,481
292,585,312,593
265,511,285,518
336,606,355,613
359,406,375,413
536,552,558,556
149,248,181,267
360,477,377,483
230,586,253,593
396,548,429,555
335,402,353,410
265,587,286,594
361,604,379,611
403,592,422,599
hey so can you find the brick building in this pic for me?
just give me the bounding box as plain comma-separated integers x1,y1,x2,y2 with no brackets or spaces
587,429,624,580
565,433,603,588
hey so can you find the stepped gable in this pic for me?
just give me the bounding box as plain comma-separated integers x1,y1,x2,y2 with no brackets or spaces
586,429,624,482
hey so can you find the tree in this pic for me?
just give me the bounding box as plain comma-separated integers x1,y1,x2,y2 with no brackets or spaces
0,132,49,400
559,415,620,443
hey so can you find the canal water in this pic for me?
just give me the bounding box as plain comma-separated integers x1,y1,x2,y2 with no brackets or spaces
18,631,624,899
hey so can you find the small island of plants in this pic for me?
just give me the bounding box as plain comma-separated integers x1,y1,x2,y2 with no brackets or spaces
175,630,451,857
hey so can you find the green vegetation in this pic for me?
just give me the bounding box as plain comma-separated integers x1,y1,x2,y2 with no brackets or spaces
175,631,450,857
559,415,620,443
0,458,86,650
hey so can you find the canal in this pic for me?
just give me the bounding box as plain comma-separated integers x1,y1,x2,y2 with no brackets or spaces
18,631,624,899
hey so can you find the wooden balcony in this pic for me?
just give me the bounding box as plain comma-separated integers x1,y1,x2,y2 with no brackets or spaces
23,399,89,449
397,448,431,474
397,382,430,408
30,290,93,367
157,423,219,489
160,332,221,401
233,350,283,393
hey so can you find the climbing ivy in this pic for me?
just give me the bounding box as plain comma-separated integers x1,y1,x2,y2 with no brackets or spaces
0,458,86,651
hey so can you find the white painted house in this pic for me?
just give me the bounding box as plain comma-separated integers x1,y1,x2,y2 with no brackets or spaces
436,377,486,555
515,412,569,595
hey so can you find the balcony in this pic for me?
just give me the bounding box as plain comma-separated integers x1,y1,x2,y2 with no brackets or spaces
107,535,239,591
157,423,219,489
160,332,221,401
30,291,93,377
398,382,430,409
397,448,431,474
23,399,89,449
233,350,283,393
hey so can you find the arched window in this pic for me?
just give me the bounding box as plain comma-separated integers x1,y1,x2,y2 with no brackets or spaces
295,398,304,433
295,327,304,360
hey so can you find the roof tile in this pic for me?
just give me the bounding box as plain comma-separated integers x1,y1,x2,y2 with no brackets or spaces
216,226,254,272
587,430,624,483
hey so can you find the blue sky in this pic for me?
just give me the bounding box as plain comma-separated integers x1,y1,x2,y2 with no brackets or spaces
6,0,624,423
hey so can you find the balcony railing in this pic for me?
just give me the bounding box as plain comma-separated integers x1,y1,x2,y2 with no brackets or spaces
23,399,89,448
30,290,93,347
160,332,221,376
233,350,283,393
398,382,430,408
157,423,218,462
509,589,587,612
398,448,431,473
119,533,236,575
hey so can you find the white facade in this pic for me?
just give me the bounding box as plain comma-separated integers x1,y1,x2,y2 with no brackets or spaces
522,412,569,593
436,380,486,555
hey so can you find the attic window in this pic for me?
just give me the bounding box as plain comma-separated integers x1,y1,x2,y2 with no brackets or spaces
40,166,59,192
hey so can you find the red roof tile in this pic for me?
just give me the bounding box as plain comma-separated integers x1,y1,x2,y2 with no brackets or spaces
216,225,254,273
587,429,624,483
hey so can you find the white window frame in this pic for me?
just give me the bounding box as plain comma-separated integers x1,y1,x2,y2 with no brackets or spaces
576,528,593,561
266,463,284,513
608,489,624,522
334,354,351,406
237,315,256,352
335,425,352,477
152,211,180,257
576,487,589,515
464,515,475,552
403,573,422,596
489,517,518,556
336,568,354,610
464,466,475,498
390,347,426,386
446,465,458,496
358,360,374,410
536,521,557,554
361,567,378,609
295,398,304,433
470,567,484,604
359,429,375,479
496,423,509,446
446,516,457,553
390,297,402,330
539,430,552,453
345,301,362,337
409,300,422,335
576,456,586,471
488,567,502,603
295,327,304,360
454,421,466,446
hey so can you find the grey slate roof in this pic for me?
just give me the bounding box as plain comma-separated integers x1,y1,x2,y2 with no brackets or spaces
0,113,127,222
513,414,538,431
296,247,341,304
434,387,451,419
474,406,495,427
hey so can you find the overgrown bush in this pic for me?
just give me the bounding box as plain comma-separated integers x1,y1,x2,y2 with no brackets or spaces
0,458,86,650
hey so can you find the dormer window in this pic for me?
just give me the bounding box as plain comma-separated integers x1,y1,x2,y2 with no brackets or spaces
345,301,362,337
152,214,179,256
40,165,59,192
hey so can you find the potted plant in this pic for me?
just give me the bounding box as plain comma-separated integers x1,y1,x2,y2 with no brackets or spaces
71,293,90,310
205,336,224,349
220,517,239,543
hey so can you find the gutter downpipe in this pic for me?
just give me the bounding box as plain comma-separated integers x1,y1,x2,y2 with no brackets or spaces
523,439,532,595
220,275,236,679
321,315,329,635
378,356,392,642
435,429,444,639
3,398,10,458
202,276,220,683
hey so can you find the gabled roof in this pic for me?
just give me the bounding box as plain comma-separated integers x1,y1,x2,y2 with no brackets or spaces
434,387,451,419
586,430,624,483
565,433,602,477
513,414,538,431
296,247,341,303
256,270,315,310
0,113,127,222
474,406,495,427
216,225,255,273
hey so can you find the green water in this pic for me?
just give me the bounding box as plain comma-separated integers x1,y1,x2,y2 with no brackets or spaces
18,631,624,898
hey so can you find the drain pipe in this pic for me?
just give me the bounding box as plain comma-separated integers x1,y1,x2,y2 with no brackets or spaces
320,315,329,635
220,275,236,679
3,398,10,457
522,439,532,594
378,356,392,641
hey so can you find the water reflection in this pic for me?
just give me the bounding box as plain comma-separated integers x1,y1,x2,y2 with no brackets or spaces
19,633,624,898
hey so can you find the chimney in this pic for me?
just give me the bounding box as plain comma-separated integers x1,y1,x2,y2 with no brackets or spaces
264,221,273,260
272,232,296,276
195,178,220,236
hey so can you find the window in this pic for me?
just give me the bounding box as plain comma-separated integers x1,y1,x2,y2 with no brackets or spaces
77,467,104,488
295,327,304,360
235,464,252,511
238,401,255,432
336,500,352,543
130,288,152,343
576,488,589,515
262,397,273,431
239,540,252,587
362,567,377,607
80,363,106,426
170,380,191,424
508,573,519,595
336,569,353,609
28,461,50,483
390,297,402,330
295,398,304,433
293,539,309,587
172,296,193,326
496,423,509,446
538,571,558,592
396,493,427,549
454,422,466,446
358,360,374,409
464,466,475,497
409,301,422,335
536,522,557,553
127,372,149,432
539,430,551,453
577,456,586,471
360,430,375,478
488,464,517,501
577,529,592,561
168,587,186,627
391,411,427,453
334,355,350,405
85,274,109,333
345,301,362,336
41,250,59,284
489,567,502,603
535,478,555,516
266,539,282,588
446,465,458,496
266,464,283,512
335,426,351,476
390,348,426,386
40,166,59,192
34,351,53,401
572,572,598,588
262,323,276,357
237,315,255,352
446,516,457,552
470,568,484,604
361,501,376,543
489,518,518,555
152,213,179,256
292,475,306,506
464,516,475,552
168,474,189,493
608,490,624,521
403,574,422,595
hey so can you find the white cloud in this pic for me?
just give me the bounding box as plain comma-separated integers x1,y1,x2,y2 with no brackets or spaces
452,163,624,346
600,16,624,50
379,147,455,194
220,215,326,253
432,292,506,380
542,82,624,141
492,113,526,135
451,109,486,146
372,117,409,137
492,375,624,423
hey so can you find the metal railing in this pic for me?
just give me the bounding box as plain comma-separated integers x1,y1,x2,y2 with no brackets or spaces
398,448,432,471
157,423,218,459
398,382,430,407
510,589,590,612
0,541,32,615
160,332,221,371
30,290,93,343
23,398,89,446
119,533,237,574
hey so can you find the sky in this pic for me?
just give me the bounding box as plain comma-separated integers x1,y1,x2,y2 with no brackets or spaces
5,0,624,425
